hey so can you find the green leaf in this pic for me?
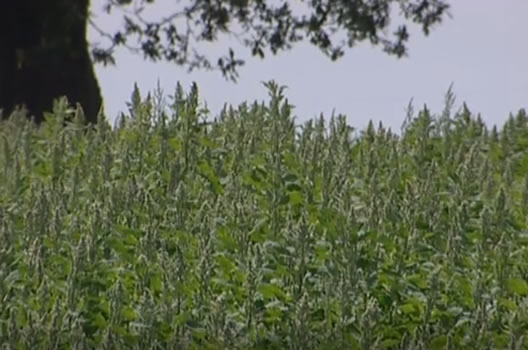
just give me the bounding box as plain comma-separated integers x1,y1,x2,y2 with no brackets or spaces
157,320,173,341
168,137,182,151
314,240,331,260
115,224,143,239
121,306,138,321
258,283,286,300
198,160,224,195
199,135,217,149
16,308,27,327
216,226,237,251
192,328,207,341
400,303,416,314
215,253,235,273
288,190,303,205
107,237,135,263
493,332,509,348
407,273,428,290
381,338,400,348
430,335,448,350
93,312,108,329
34,161,51,178
123,233,138,246
263,301,284,322
506,278,528,296
498,297,517,311
399,297,424,314
108,237,127,254
150,272,163,292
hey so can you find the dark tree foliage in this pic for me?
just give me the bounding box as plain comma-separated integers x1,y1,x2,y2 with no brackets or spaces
0,0,102,125
94,0,450,80
0,0,450,125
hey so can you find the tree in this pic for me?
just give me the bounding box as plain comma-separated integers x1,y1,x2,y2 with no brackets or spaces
0,0,450,125
0,0,102,125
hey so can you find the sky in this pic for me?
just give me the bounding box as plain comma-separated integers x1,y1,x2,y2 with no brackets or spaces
88,1,528,134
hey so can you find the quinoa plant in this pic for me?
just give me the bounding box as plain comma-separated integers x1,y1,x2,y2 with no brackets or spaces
1,82,528,349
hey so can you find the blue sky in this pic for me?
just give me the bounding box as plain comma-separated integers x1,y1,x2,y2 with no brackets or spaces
88,0,527,133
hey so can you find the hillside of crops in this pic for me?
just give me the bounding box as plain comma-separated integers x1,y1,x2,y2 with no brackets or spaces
1,82,528,349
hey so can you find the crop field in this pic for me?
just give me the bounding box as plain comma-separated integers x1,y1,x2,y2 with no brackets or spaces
1,82,528,349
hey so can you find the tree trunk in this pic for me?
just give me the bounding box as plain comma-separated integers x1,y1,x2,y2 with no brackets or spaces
0,0,102,124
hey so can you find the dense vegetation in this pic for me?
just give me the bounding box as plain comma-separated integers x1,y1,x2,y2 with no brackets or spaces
1,82,528,349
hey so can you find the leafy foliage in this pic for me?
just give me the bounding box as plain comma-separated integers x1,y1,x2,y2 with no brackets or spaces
92,0,450,80
1,83,528,348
